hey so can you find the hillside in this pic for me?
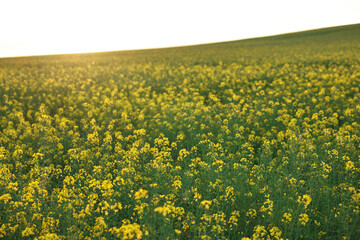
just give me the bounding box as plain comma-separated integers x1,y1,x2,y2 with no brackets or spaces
0,24,360,239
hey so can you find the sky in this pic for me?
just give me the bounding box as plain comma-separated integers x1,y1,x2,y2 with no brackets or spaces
0,0,359,58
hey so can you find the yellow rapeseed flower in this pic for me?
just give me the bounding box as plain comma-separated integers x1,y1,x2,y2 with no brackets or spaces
200,200,212,210
282,213,292,223
297,194,312,209
110,221,143,240
134,189,148,200
299,213,309,226
22,227,35,237
154,206,171,216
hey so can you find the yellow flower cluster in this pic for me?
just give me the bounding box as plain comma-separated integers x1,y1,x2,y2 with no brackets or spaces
297,194,312,209
298,213,309,226
110,220,144,240
134,189,148,200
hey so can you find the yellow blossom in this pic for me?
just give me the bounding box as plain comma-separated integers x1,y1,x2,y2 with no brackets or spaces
110,221,143,240
299,213,309,226
154,206,171,216
22,227,35,237
282,213,292,223
134,189,148,200
200,200,212,210
297,194,312,209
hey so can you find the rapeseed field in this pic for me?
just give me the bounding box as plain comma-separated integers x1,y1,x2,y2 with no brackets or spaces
0,24,359,239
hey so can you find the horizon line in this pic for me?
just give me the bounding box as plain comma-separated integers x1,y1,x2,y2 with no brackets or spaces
1,22,359,60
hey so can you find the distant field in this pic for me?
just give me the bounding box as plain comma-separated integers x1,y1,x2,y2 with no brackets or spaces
0,24,360,239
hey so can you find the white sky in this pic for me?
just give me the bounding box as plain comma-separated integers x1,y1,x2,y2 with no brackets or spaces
0,0,359,58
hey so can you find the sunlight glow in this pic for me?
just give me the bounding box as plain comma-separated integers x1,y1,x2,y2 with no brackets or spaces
0,0,359,57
